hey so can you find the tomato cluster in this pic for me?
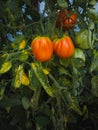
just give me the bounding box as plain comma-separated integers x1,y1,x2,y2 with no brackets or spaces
31,36,75,62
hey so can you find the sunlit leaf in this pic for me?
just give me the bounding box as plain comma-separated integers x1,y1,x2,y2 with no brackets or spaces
19,50,29,61
19,39,26,50
12,65,23,88
42,68,50,75
21,72,30,86
0,61,12,74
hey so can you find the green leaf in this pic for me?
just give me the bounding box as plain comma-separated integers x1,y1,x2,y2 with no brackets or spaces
36,116,50,127
6,1,21,18
90,57,98,72
70,101,82,116
28,69,41,91
0,61,12,74
19,50,29,61
0,85,5,100
57,0,68,8
0,97,21,108
22,97,31,110
91,76,98,97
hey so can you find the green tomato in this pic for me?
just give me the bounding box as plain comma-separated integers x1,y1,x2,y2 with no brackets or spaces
75,29,91,49
73,48,85,62
88,1,98,22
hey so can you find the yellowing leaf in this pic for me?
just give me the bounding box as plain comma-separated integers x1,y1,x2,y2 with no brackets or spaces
21,72,30,86
31,62,58,97
42,69,50,75
19,50,29,61
13,65,23,88
31,63,35,69
19,39,26,50
0,61,12,74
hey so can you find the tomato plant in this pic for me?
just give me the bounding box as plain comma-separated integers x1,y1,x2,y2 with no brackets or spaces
31,36,53,62
56,9,77,29
0,1,98,130
53,36,74,58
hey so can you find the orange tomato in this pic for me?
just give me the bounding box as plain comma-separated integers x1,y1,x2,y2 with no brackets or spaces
53,36,74,58
31,36,53,62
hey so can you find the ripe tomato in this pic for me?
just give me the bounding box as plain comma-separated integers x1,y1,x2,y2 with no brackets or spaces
53,36,74,58
75,29,91,49
56,9,77,29
31,36,53,62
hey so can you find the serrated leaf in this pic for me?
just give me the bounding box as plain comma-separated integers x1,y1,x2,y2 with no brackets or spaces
0,61,12,74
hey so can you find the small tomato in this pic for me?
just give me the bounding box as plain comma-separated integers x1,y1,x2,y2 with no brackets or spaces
31,36,53,62
53,36,74,58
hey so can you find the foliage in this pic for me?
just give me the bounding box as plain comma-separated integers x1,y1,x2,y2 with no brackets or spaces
0,0,98,130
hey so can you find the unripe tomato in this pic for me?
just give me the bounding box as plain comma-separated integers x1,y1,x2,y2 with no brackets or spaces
73,48,85,62
56,9,77,29
75,29,91,49
31,36,53,62
53,36,74,58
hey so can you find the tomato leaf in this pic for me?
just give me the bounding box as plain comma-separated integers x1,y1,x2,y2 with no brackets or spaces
0,61,12,74
22,97,31,110
12,65,23,88
57,0,68,8
70,101,82,116
90,57,98,72
31,63,58,97
91,76,98,97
